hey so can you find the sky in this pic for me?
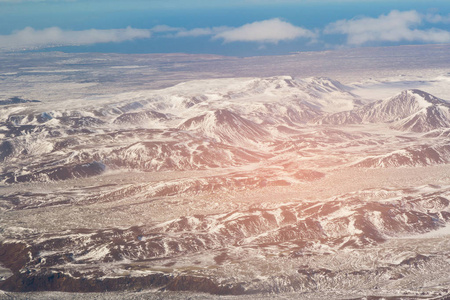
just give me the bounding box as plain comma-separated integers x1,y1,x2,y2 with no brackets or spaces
1,0,450,56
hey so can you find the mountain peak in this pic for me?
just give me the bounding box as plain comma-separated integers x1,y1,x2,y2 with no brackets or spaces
362,89,447,123
407,89,447,105
179,109,269,145
389,89,448,108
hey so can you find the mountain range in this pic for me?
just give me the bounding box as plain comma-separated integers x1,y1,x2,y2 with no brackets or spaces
1,75,450,298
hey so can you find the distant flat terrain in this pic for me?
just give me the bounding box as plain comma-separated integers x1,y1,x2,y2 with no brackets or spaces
1,44,450,101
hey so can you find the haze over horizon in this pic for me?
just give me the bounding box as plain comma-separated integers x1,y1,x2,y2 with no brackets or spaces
1,0,450,56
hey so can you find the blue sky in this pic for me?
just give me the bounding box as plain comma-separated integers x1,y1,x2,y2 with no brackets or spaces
1,0,450,56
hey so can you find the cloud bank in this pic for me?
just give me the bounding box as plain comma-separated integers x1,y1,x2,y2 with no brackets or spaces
2,11,450,52
325,10,450,45
0,19,315,51
0,27,151,50
167,19,316,43
214,18,316,43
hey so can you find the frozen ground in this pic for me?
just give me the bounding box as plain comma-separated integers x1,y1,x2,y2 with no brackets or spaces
1,45,450,299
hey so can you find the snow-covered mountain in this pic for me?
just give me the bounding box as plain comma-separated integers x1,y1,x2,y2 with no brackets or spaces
2,78,450,182
178,109,270,145
320,89,450,132
0,75,363,183
2,75,450,298
1,184,449,294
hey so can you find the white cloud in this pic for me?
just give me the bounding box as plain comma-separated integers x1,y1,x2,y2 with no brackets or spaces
174,26,229,38
0,26,151,50
156,19,315,44
151,25,182,33
325,10,450,45
213,18,316,43
425,13,450,24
